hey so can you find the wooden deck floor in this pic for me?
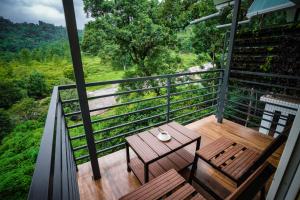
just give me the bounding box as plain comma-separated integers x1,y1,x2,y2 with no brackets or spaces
77,115,284,200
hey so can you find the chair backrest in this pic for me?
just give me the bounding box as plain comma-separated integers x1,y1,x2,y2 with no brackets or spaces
226,162,275,200
240,115,294,183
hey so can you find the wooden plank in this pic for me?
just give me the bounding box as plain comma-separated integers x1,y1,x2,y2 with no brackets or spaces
176,148,194,164
165,183,195,200
157,156,180,171
120,169,185,200
197,137,234,160
160,124,191,144
168,121,200,140
167,152,191,170
232,151,260,179
190,193,207,200
149,128,181,150
222,149,259,180
138,131,170,156
211,144,244,167
129,158,154,184
126,135,158,163
197,137,232,158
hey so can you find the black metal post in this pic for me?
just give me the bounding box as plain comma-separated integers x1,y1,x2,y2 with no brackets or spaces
217,0,241,123
126,142,131,172
61,0,101,179
166,76,171,122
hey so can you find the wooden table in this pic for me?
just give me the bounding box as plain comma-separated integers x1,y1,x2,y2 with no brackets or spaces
125,121,201,184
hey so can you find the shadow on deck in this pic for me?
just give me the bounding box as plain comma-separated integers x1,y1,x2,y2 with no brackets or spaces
77,115,283,200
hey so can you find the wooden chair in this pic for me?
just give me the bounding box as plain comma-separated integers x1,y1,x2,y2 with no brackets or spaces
188,121,291,199
119,162,275,200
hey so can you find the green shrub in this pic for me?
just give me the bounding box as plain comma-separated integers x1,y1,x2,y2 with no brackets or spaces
0,109,13,140
0,121,43,200
26,71,48,99
0,79,23,108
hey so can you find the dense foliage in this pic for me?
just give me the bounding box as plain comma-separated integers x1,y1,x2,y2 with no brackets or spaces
0,17,67,52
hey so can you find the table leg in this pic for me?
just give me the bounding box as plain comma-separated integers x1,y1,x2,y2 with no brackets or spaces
196,138,201,151
126,142,131,172
144,164,149,183
189,154,199,183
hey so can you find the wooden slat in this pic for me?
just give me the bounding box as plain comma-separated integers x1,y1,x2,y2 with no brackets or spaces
120,169,185,200
176,148,194,164
222,148,259,180
160,124,191,144
126,135,158,163
197,137,234,160
157,156,180,171
211,144,244,167
138,131,170,156
149,128,181,150
190,193,207,200
167,152,190,170
168,121,200,140
129,158,154,184
165,183,195,200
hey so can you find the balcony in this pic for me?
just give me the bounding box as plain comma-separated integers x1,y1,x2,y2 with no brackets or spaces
28,68,299,200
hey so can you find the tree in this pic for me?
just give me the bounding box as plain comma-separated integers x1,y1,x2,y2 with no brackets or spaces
19,49,31,65
26,71,47,99
82,0,181,81
0,79,23,108
0,109,13,140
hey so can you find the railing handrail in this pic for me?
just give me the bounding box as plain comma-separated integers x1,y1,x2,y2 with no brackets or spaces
58,69,225,90
28,87,80,200
28,86,59,200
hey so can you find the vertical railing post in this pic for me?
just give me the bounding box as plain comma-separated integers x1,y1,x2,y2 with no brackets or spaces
61,0,101,179
166,76,171,123
217,0,241,123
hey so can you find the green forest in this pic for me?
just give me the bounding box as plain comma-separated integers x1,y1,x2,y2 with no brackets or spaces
0,0,291,199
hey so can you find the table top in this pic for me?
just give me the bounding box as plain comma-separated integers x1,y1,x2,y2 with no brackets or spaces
126,121,200,163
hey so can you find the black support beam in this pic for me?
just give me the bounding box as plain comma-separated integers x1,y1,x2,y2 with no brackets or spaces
61,0,101,179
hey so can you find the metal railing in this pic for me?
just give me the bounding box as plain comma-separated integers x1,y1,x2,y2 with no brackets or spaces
28,87,80,200
225,70,299,136
58,69,224,164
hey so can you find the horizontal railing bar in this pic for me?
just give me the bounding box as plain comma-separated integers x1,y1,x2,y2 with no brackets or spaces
89,95,167,113
65,110,81,117
170,98,218,113
230,70,300,80
65,95,167,117
94,121,166,145
96,142,126,155
227,100,289,120
93,112,167,134
170,84,220,96
170,92,218,105
75,121,167,152
224,112,282,135
181,110,216,125
68,103,166,129
91,104,166,125
227,92,298,111
171,104,217,121
224,112,260,127
171,77,221,87
226,105,287,127
70,133,86,140
230,78,300,91
58,69,224,90
62,85,166,104
75,154,89,161
229,85,300,102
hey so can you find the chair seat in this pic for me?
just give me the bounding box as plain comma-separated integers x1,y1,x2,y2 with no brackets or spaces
119,169,206,200
197,137,260,181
